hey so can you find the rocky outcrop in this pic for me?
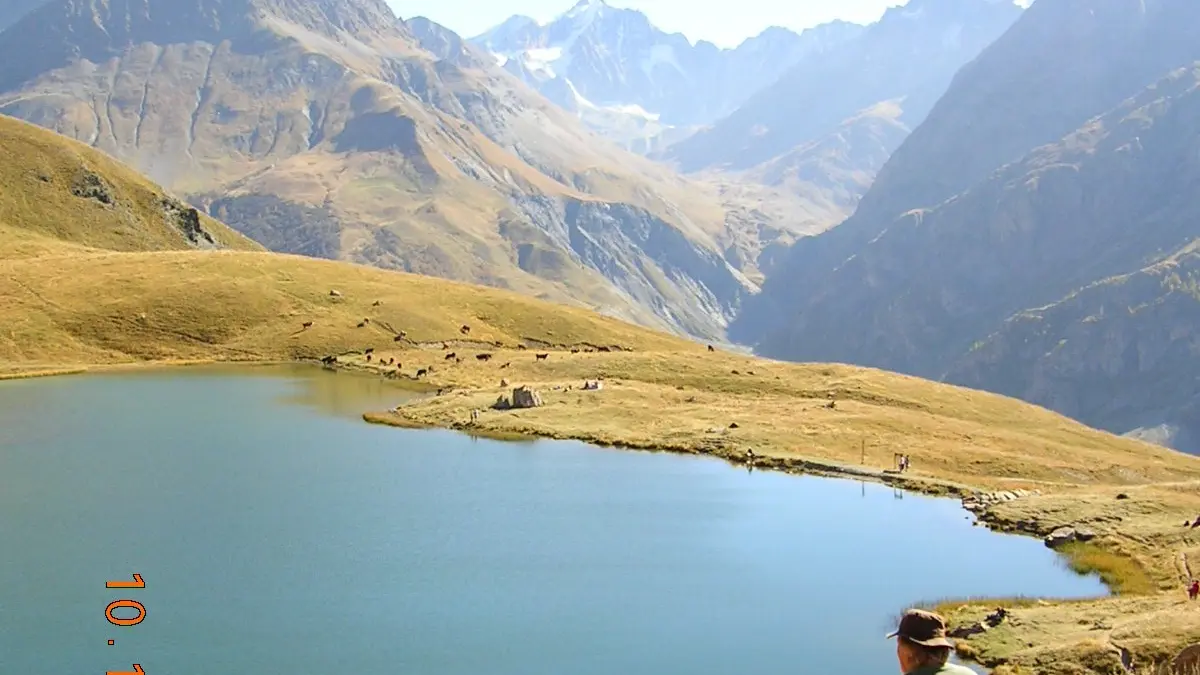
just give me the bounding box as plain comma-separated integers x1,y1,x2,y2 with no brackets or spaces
162,197,214,248
1044,526,1096,549
511,386,543,409
493,386,544,410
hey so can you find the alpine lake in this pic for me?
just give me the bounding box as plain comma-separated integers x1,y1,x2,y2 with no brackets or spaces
0,365,1107,674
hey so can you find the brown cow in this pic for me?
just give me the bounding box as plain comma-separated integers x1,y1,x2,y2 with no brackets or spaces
517,345,527,351
357,321,366,328
445,353,457,360
476,353,492,361
460,325,471,335
535,353,549,361
394,335,405,342
416,368,427,378
302,321,313,329
570,348,579,354
707,345,715,352
372,300,382,307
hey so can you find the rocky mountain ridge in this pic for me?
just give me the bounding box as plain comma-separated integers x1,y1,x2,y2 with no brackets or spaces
470,0,864,153
732,0,1200,453
664,0,1025,175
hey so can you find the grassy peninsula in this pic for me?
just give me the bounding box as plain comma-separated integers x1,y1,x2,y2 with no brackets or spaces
2,113,1199,674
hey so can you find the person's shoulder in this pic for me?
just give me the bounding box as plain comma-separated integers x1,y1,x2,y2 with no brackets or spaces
940,663,979,675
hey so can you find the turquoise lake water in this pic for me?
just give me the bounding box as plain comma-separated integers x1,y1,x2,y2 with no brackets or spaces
0,366,1106,674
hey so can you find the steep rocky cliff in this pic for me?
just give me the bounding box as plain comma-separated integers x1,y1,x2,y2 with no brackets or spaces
948,240,1200,454
733,0,1200,350
730,0,1200,452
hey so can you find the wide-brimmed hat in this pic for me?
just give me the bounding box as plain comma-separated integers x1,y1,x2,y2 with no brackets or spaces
886,609,955,648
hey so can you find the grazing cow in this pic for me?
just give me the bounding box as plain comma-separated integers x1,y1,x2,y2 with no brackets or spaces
393,334,404,342
357,321,366,328
320,355,336,365
302,321,313,329
372,300,382,307
535,353,548,361
460,324,471,335
517,345,527,351
476,353,492,361
499,362,510,369
416,368,427,378
329,289,342,297
365,348,374,355
445,353,457,360
707,345,715,352
570,348,579,354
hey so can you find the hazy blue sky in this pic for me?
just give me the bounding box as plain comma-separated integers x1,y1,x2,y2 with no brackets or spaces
389,0,926,48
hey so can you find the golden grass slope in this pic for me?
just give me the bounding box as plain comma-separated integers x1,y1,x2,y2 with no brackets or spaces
0,115,260,256
2,114,1200,673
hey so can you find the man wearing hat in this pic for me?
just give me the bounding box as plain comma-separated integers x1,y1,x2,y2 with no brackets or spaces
887,609,976,675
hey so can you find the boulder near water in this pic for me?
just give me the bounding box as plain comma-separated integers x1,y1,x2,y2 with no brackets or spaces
511,386,544,409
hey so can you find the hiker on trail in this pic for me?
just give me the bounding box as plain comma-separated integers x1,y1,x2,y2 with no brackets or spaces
887,608,974,675
1189,579,1199,600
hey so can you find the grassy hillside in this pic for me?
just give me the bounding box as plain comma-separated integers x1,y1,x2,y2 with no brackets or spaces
2,115,1199,674
0,115,261,256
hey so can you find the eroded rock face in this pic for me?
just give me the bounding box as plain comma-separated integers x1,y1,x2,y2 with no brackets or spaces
162,197,215,248
71,170,114,205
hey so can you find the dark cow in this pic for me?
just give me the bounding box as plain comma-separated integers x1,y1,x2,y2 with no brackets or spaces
460,325,471,335
499,362,511,369
517,345,527,351
707,345,715,352
372,300,382,307
365,348,374,355
366,354,372,363
445,353,457,360
393,334,405,342
476,353,492,361
302,321,313,329
535,353,549,361
570,348,579,354
357,321,366,328
362,317,370,324
416,368,427,378
597,346,611,353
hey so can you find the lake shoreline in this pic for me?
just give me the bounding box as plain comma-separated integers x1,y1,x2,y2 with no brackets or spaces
4,357,1197,673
